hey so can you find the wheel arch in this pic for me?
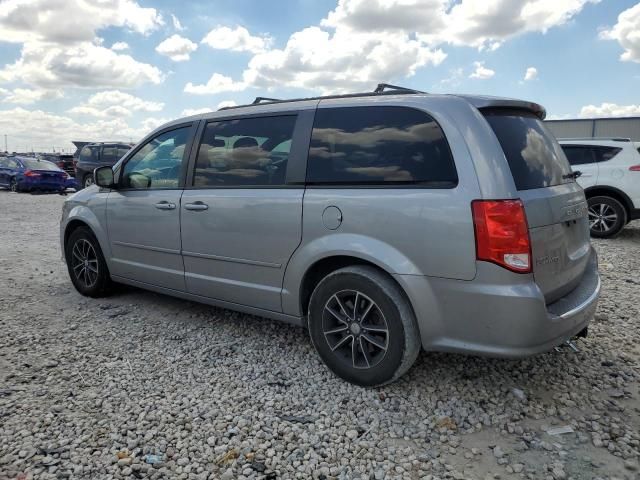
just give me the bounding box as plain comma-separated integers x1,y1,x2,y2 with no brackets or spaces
584,185,633,218
63,207,111,263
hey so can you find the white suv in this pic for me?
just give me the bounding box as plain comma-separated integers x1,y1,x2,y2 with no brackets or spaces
559,138,640,238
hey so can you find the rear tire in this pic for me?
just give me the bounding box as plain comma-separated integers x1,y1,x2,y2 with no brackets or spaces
587,196,627,238
9,178,17,192
65,227,113,297
308,265,420,387
83,174,94,189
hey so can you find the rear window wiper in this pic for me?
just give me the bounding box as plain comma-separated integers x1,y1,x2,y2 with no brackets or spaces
563,171,582,180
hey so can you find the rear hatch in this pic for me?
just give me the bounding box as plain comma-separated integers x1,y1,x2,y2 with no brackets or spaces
483,109,591,303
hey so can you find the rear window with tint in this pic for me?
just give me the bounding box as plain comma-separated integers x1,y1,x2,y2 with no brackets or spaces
592,146,622,162
307,106,457,187
483,110,572,191
21,159,60,171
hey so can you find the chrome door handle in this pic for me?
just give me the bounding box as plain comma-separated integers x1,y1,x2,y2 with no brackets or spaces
184,202,209,211
580,174,593,177
154,201,176,210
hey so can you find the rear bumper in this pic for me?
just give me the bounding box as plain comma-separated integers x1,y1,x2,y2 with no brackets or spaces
396,247,600,358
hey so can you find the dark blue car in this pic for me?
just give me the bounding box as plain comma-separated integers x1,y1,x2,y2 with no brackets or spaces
0,156,75,193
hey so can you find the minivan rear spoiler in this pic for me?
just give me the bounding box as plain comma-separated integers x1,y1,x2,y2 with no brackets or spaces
456,95,546,120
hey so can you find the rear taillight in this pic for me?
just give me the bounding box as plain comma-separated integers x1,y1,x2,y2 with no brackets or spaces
24,170,41,177
57,161,64,168
629,165,640,172
471,199,532,274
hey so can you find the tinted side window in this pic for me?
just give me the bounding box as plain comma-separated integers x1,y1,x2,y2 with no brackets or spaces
79,146,99,163
122,126,191,189
117,147,131,159
592,146,622,162
562,146,594,166
306,106,457,186
101,146,120,164
194,115,296,187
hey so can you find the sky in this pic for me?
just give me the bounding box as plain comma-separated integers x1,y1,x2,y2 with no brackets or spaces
0,0,638,153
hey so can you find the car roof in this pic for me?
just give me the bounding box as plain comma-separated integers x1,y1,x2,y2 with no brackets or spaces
156,91,546,134
558,138,634,147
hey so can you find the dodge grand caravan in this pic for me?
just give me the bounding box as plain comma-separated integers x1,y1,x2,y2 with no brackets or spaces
60,84,600,386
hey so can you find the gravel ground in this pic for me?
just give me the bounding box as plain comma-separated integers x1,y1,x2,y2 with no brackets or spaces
0,191,639,480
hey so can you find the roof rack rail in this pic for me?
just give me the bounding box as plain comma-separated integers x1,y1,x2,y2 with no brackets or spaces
252,97,282,104
557,137,631,142
218,83,426,111
373,83,425,94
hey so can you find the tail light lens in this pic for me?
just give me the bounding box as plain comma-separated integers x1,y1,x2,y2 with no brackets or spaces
471,200,532,273
24,170,41,177
629,165,640,172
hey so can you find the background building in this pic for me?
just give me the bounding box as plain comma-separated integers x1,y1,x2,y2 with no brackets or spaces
545,117,640,141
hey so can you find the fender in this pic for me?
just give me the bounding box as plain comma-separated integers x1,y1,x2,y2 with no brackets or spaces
281,232,425,317
62,197,112,267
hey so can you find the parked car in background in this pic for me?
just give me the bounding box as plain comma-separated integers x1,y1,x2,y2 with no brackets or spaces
559,138,640,238
0,156,70,193
75,142,132,189
61,85,600,386
40,153,75,177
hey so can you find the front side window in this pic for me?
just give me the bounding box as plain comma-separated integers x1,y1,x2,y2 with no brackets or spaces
306,106,457,186
194,115,296,187
121,126,191,189
562,146,594,166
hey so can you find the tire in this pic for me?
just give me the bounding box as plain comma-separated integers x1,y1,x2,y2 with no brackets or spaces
83,174,95,189
65,227,113,297
308,265,420,387
9,178,18,193
587,196,627,238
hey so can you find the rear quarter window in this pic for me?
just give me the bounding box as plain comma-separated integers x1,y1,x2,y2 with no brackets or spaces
483,110,572,191
306,106,457,187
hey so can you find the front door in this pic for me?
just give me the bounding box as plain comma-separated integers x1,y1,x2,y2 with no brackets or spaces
180,113,305,312
106,124,196,291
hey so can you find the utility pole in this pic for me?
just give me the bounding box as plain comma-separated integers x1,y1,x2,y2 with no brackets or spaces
4,134,7,153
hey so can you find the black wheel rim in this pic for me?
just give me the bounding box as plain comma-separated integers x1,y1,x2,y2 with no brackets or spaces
71,239,99,288
322,290,389,369
10,181,16,192
588,203,617,233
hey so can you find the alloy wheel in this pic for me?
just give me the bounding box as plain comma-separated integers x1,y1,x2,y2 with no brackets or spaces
322,290,389,369
71,238,99,288
84,175,94,188
588,203,618,234
9,180,16,192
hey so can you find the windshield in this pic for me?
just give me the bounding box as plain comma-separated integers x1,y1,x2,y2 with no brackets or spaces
21,159,61,171
483,110,572,191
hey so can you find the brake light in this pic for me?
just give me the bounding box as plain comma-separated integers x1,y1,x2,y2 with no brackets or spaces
24,170,41,177
471,200,532,273
629,165,640,172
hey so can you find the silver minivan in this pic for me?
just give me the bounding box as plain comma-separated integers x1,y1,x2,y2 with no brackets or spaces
60,85,600,386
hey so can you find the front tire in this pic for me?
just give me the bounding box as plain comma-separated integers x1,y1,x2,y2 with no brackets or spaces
65,227,113,297
308,265,420,386
588,196,627,238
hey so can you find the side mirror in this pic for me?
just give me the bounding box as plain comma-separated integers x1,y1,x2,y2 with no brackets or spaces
94,166,115,188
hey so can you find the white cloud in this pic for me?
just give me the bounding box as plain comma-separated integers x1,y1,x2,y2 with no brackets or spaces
0,41,163,89
0,88,63,105
0,107,151,152
201,26,272,54
0,0,163,44
323,0,598,49
579,102,640,118
469,61,495,79
111,41,130,51
181,108,212,116
68,90,164,118
600,3,640,63
155,34,198,62
217,100,238,109
184,73,247,95
524,66,538,81
171,14,184,31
